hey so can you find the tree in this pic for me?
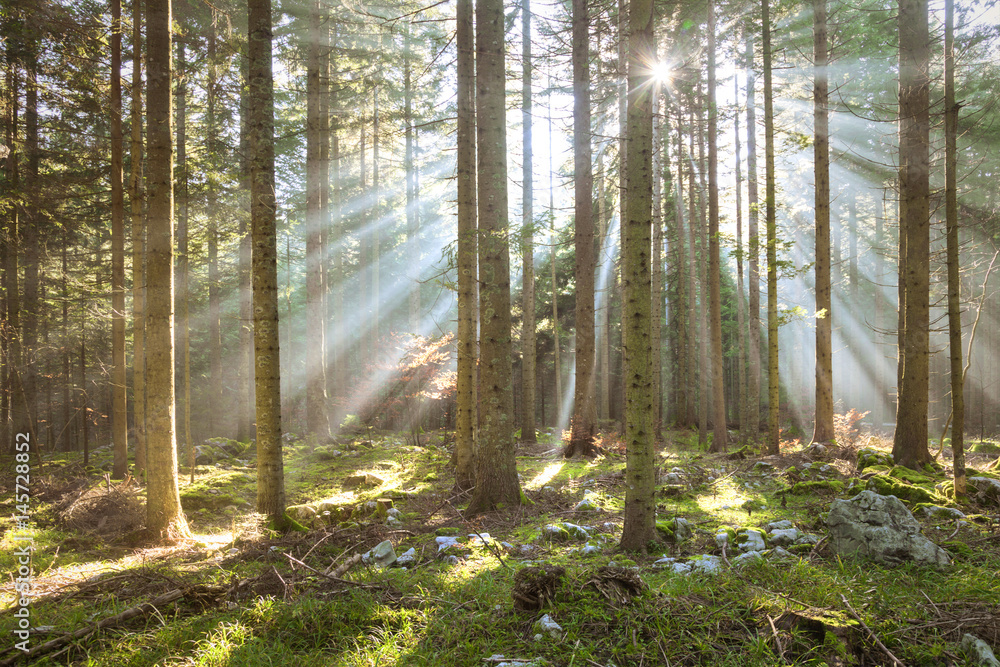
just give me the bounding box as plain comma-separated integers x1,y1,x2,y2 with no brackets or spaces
111,0,127,478
145,0,189,539
175,38,192,476
892,0,931,469
811,0,834,444
745,35,761,441
944,0,965,496
520,0,537,445
619,0,656,551
762,0,779,455
707,0,727,452
453,0,476,491
305,0,330,439
466,0,522,514
566,0,597,458
248,0,286,523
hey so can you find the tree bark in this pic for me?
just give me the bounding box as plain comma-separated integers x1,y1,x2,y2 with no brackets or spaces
763,0,780,455
620,0,656,551
466,0,523,514
734,72,748,441
521,0,537,444
707,0,727,452
145,0,189,539
111,0,128,477
454,0,476,491
944,0,964,496
812,0,835,444
175,38,192,476
305,0,330,439
893,0,932,469
567,0,597,457
249,0,286,523
746,36,761,440
206,17,222,438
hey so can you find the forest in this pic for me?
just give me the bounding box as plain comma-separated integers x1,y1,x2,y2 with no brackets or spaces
1,0,1000,663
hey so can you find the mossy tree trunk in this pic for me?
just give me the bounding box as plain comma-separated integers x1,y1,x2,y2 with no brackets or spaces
707,0,727,452
521,0,537,445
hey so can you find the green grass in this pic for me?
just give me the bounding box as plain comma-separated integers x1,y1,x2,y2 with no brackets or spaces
1,430,998,666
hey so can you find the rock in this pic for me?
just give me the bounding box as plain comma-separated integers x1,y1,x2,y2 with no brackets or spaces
660,472,684,484
534,614,563,640
857,447,895,472
395,547,417,567
366,540,397,568
343,473,385,489
795,533,820,545
468,532,493,546
737,529,767,552
690,554,723,575
753,461,776,473
385,515,401,527
653,557,693,575
865,474,943,504
286,504,317,523
486,656,543,667
443,555,461,566
767,520,794,531
657,517,693,543
807,443,828,457
580,544,601,555
715,528,734,548
768,528,801,546
969,476,1000,504
435,536,460,552
826,490,951,567
961,634,1000,667
573,497,599,512
732,551,764,567
768,546,796,560
920,505,966,520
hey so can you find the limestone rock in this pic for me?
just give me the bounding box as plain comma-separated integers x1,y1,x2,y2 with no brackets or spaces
286,504,317,523
366,540,397,568
767,520,794,531
768,528,801,546
395,547,417,567
534,614,563,640
825,490,951,567
969,476,1000,504
961,634,1000,667
857,447,894,472
737,528,766,552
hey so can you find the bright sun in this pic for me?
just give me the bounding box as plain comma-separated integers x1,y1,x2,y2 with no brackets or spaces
651,60,673,84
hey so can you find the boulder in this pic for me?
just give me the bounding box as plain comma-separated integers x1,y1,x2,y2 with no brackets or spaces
768,528,801,547
365,540,397,568
343,473,385,489
961,634,1000,667
825,490,950,567
285,504,318,523
737,528,767,552
969,476,1000,504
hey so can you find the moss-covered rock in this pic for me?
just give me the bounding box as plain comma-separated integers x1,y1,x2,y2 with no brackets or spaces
857,447,894,472
888,465,937,485
656,517,692,543
970,441,1000,454
790,480,845,495
865,475,946,504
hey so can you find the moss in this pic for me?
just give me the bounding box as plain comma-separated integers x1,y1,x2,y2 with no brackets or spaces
519,488,536,506
435,527,460,536
655,521,675,541
790,480,845,495
970,441,1000,454
857,447,894,472
888,465,937,485
865,475,945,504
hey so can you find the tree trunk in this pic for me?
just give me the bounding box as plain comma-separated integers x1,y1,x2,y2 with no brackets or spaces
686,111,699,429
248,0,286,523
466,0,523,514
734,72,748,441
520,0,537,445
707,0,727,452
944,0,964,496
812,0,834,444
305,0,330,439
763,0,780,455
598,155,611,421
548,81,561,427
619,0,656,551
237,48,254,443
746,36,761,440
206,18,222,438
893,0,931,469
23,39,40,452
566,0,597,457
145,0,189,539
405,23,420,334
175,39,193,476
651,92,663,438
111,0,128,477
454,0,476,491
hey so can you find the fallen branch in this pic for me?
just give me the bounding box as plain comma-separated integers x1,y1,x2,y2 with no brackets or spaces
839,594,907,667
330,552,364,578
0,589,185,666
281,551,381,588
766,614,788,664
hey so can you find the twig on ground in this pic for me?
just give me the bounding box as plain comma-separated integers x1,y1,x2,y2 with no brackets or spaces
840,594,907,667
281,551,381,588
330,552,364,578
0,589,185,666
766,614,788,663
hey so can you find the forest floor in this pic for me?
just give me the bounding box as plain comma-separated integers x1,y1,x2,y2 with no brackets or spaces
1,426,999,667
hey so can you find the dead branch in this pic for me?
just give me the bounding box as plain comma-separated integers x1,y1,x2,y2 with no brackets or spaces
840,594,907,667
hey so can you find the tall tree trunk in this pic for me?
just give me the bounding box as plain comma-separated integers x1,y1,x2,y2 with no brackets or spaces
145,0,189,539
62,235,71,452
651,92,663,438
238,48,253,443
707,0,727,452
372,87,381,347
175,39,193,476
674,119,689,428
81,337,88,465
692,104,709,445
567,0,597,457
520,0,537,444
23,37,40,452
466,0,523,514
598,155,611,421
405,23,420,334
454,0,476,490
111,0,128,477
812,0,834,444
548,80,561,426
746,35,761,440
305,0,330,438
619,0,656,551
685,111,699,429
893,0,931,469
4,63,27,446
249,0,286,522
944,0,964,495
734,72,748,440
206,16,222,437
762,0,780,454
